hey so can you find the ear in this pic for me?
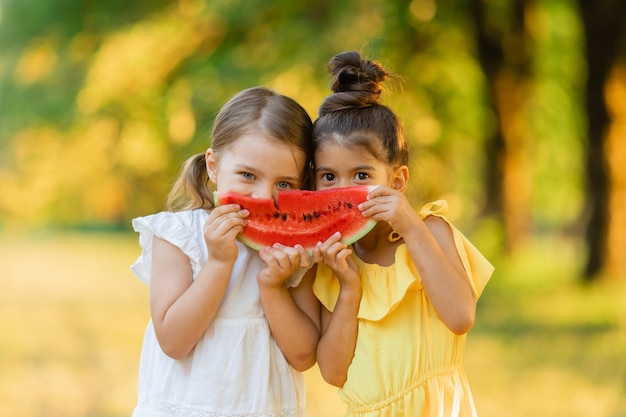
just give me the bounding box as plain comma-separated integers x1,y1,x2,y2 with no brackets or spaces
205,149,217,184
391,165,409,192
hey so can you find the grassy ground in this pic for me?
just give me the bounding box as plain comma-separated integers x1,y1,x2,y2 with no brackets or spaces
0,232,624,417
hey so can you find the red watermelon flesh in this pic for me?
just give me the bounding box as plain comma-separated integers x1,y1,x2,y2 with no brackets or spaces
214,186,377,251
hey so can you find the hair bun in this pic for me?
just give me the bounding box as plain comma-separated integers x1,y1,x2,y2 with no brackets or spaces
330,51,387,96
319,51,389,115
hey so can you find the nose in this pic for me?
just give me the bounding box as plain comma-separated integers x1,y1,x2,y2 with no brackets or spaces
338,179,352,188
251,184,274,202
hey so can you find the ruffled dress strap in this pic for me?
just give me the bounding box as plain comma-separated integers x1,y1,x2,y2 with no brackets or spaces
130,210,207,285
313,200,494,321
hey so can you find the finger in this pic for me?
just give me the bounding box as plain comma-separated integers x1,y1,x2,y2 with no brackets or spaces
272,243,299,257
215,216,247,236
358,197,393,217
274,243,301,269
266,248,292,271
324,241,348,259
336,247,353,261
204,220,245,240
259,249,288,276
357,199,376,213
320,231,342,251
358,203,384,218
366,185,388,199
311,242,324,263
258,246,274,263
211,203,243,216
207,206,248,229
294,244,313,268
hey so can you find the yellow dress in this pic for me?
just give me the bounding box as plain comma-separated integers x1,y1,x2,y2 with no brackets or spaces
313,201,494,417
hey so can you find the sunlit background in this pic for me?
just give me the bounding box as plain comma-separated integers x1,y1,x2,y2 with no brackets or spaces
1,1,625,416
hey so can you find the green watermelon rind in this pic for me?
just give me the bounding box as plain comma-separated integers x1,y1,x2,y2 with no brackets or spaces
213,186,378,251
234,217,377,253
335,217,378,247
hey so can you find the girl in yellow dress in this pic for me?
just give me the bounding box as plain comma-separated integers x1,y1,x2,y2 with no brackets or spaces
308,51,495,416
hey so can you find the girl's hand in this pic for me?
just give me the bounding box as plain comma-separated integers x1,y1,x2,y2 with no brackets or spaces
358,185,419,237
313,232,360,288
203,204,248,263
258,243,310,288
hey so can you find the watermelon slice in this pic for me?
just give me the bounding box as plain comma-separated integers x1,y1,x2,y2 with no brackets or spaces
214,186,377,251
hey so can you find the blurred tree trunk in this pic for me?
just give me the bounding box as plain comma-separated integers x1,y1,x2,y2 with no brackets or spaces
604,62,626,280
470,0,532,251
577,0,626,281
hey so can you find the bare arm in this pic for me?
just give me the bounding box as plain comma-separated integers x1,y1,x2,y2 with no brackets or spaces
316,281,360,387
259,265,321,371
361,187,476,334
150,204,247,359
403,215,476,334
149,236,234,359
314,233,361,387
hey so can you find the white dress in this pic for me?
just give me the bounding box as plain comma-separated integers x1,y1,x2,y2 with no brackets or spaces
130,209,307,417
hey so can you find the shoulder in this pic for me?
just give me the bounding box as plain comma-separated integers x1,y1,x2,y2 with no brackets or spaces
423,215,453,240
421,214,460,262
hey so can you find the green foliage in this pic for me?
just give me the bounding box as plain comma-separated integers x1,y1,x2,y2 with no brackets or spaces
0,0,588,260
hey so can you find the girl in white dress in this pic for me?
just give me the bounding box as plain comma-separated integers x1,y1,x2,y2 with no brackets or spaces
130,87,320,417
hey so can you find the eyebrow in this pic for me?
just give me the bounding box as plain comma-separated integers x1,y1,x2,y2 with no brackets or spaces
315,165,376,172
237,164,300,183
279,175,301,183
236,163,258,173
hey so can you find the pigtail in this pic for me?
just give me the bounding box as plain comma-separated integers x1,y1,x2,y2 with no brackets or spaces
166,153,214,211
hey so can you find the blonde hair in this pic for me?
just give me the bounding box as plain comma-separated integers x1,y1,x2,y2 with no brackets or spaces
166,87,313,211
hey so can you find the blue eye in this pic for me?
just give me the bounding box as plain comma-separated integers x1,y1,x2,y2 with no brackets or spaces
277,181,291,189
242,172,255,180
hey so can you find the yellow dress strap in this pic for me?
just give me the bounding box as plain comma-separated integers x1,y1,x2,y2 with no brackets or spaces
418,199,449,217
